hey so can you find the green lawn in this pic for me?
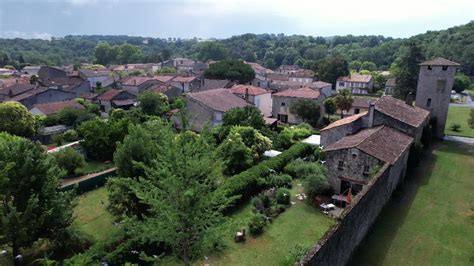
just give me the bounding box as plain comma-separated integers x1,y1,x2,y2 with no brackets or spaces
445,106,474,137
196,181,334,266
350,141,474,266
73,187,120,242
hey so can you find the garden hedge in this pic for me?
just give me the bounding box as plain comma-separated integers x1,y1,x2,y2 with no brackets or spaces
221,142,314,208
61,168,116,194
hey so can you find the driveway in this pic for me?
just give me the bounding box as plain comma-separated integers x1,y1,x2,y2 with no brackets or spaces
444,135,474,145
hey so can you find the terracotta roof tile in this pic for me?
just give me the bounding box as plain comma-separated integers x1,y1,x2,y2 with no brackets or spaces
375,96,429,128
230,85,269,96
352,96,377,108
153,75,175,83
325,126,413,165
321,111,368,131
187,88,250,112
419,57,460,66
0,83,36,97
97,89,122,101
273,87,321,99
119,76,156,86
172,76,197,83
337,74,373,83
311,81,332,88
32,100,84,115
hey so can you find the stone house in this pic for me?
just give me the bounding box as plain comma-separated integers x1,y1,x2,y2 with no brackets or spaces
170,76,201,92
21,66,41,75
415,57,460,138
117,76,164,95
336,74,374,94
230,84,272,117
311,81,333,97
38,66,67,81
30,100,85,116
320,111,368,147
288,69,315,84
199,79,233,91
384,78,396,95
324,125,413,194
40,76,91,97
373,96,429,142
97,89,137,113
78,69,111,88
276,65,300,75
146,84,182,99
346,96,377,116
10,88,76,109
245,62,273,80
272,87,326,124
185,88,250,131
0,83,36,102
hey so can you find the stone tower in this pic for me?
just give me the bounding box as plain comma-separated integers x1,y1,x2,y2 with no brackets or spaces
415,57,460,138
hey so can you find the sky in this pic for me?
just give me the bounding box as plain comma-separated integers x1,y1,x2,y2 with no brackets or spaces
0,0,473,40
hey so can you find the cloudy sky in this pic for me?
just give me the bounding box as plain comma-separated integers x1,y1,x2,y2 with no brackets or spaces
0,0,473,39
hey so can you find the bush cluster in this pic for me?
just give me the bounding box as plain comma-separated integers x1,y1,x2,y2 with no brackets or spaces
220,143,313,208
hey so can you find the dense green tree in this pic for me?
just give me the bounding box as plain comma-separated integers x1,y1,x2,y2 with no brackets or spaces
155,67,176,74
138,91,170,116
229,126,272,160
289,99,321,127
349,60,362,71
334,89,354,118
53,147,86,176
360,61,377,71
469,109,474,129
94,42,114,65
109,124,230,265
78,118,130,161
56,107,96,126
0,101,35,137
318,54,350,88
302,163,330,201
0,133,76,264
393,41,424,99
197,41,229,61
218,131,254,175
117,43,143,64
453,73,471,93
204,59,255,84
222,106,265,130
323,98,336,119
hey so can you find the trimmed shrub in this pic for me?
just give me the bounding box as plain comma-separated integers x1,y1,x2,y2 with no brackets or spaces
248,213,267,235
268,173,293,188
276,188,291,205
221,143,313,207
283,158,306,177
450,123,461,132
53,147,86,176
63,129,79,142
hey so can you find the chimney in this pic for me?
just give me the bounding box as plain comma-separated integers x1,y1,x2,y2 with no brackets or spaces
245,87,250,102
368,102,375,128
133,79,136,85
405,92,414,106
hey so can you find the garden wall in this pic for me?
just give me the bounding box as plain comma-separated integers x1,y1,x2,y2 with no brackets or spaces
298,162,395,266
61,168,116,194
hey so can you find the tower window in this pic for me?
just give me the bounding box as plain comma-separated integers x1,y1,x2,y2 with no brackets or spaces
437,79,446,92
338,161,344,170
442,66,448,71
427,65,432,70
427,98,432,107
281,102,286,106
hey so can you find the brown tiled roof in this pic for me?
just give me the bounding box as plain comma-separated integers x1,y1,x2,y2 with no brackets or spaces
321,111,368,131
311,81,332,88
0,83,36,97
352,96,377,108
153,75,175,83
79,93,99,100
267,74,289,81
112,99,136,106
147,84,174,94
187,88,250,112
79,69,110,77
290,69,314,78
200,79,233,91
385,78,396,87
119,76,156,86
337,74,373,83
41,76,84,87
0,76,30,89
419,57,460,66
32,100,84,115
325,126,413,165
230,85,269,96
375,96,429,128
172,76,196,83
9,87,51,101
273,87,321,99
97,89,122,101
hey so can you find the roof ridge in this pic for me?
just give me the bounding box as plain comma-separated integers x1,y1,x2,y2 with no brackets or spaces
356,125,384,148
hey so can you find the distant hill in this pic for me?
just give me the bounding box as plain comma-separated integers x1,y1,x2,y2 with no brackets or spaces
0,21,472,75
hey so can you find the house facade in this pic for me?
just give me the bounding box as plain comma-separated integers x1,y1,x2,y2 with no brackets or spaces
10,88,76,109
230,84,272,117
185,88,250,131
79,69,111,88
336,74,374,94
117,76,164,95
272,87,326,124
97,89,137,113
